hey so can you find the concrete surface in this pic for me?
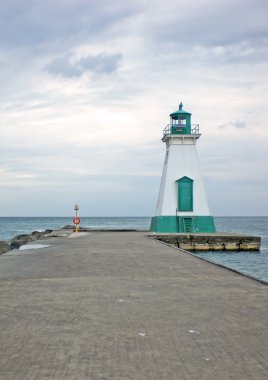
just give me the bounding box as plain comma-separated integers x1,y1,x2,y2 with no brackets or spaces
150,233,261,251
0,231,267,379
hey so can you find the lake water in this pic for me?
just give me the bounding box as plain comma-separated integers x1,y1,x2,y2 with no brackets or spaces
0,216,267,282
0,217,151,241
193,217,268,283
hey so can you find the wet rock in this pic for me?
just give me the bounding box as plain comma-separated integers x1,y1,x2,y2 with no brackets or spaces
0,241,10,254
31,231,43,239
2,229,64,252
10,234,36,250
9,231,52,250
38,230,53,239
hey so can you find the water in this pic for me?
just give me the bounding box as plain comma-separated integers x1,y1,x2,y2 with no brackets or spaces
0,217,151,241
194,217,268,283
0,216,267,282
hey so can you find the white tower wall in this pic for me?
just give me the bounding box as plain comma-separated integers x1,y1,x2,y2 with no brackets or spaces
155,136,210,216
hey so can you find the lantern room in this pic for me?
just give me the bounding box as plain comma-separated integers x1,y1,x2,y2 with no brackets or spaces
170,102,192,134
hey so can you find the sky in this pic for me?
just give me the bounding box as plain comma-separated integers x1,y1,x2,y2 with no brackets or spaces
1,0,268,217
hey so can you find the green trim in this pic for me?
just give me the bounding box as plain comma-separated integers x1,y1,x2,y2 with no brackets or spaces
150,216,179,233
170,104,191,118
171,125,191,134
150,216,216,233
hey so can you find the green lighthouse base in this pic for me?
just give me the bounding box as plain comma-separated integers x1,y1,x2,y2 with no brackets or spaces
150,215,216,233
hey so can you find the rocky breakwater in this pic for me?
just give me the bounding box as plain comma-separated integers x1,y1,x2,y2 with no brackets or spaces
0,229,72,255
0,230,52,255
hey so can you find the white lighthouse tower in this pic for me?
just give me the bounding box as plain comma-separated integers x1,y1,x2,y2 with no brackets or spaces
150,102,215,233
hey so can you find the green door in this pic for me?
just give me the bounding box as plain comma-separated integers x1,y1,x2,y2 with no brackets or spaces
177,177,193,211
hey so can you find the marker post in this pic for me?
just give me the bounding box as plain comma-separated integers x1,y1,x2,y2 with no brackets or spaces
73,204,80,233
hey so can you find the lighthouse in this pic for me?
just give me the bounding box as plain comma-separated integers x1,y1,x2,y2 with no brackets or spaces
150,102,216,233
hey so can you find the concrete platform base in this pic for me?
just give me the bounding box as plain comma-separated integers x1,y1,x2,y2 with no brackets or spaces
149,232,261,251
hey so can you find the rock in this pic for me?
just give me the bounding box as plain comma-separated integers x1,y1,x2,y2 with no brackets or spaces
3,228,69,252
10,234,36,250
62,225,73,230
40,230,53,238
0,241,10,254
31,231,43,239
45,229,72,237
10,230,49,249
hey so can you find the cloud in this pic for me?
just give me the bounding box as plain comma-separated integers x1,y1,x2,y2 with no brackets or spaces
219,121,247,129
150,0,268,47
0,0,268,216
140,0,268,69
46,52,122,77
0,0,141,49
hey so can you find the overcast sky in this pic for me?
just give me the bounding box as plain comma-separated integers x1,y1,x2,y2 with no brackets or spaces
1,0,268,217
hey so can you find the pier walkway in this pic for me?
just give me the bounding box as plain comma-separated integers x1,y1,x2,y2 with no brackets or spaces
0,231,267,379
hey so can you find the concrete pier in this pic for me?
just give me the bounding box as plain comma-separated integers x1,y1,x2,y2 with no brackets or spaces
151,232,261,251
0,231,267,379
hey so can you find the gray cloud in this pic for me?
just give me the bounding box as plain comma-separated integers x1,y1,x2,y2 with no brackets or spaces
46,52,122,77
219,122,247,129
0,0,141,48
148,0,268,65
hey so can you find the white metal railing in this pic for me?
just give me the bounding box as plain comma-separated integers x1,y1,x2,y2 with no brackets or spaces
163,124,199,136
